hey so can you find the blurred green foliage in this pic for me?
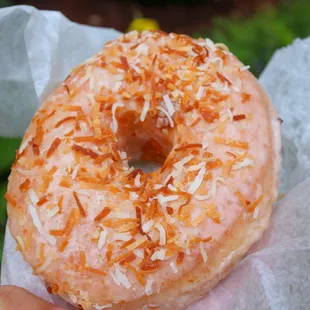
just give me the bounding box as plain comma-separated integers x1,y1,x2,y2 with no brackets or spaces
194,0,310,76
0,0,11,7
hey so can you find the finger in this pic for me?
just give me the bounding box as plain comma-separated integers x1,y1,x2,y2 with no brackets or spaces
0,285,62,310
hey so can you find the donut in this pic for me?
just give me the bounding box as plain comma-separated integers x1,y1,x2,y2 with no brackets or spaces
6,31,281,310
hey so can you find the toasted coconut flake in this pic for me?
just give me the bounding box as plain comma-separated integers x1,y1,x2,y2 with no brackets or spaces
126,263,145,286
114,233,132,242
28,205,56,246
72,144,99,159
94,304,112,310
176,252,185,266
37,194,50,207
134,173,141,187
157,106,174,128
155,223,166,246
94,153,114,164
235,190,247,207
112,81,122,92
240,65,250,72
163,95,175,116
73,191,87,217
110,264,131,289
35,253,53,273
126,235,148,251
170,261,178,273
204,204,221,223
95,207,111,221
214,137,249,149
71,164,80,179
195,192,211,201
174,144,202,152
127,168,142,180
242,92,251,103
188,166,206,194
227,108,233,123
98,229,108,249
19,179,30,192
133,249,144,259
252,205,260,219
111,103,124,133
89,95,103,139
49,229,65,236
120,252,137,265
200,241,208,263
201,107,220,123
145,277,154,296
142,219,154,233
233,114,246,121
140,101,150,122
216,72,232,86
86,267,106,276
166,206,174,215
67,292,78,304
173,155,194,170
5,192,17,207
55,116,76,128
232,158,254,170
29,189,39,205
151,249,166,261
191,211,207,227
73,136,103,144
196,86,204,100
187,162,205,172
157,194,179,206
47,206,60,219
248,194,263,213
129,192,139,200
46,138,61,158
205,38,216,52
19,136,33,153
59,178,72,188
167,184,177,192
16,235,26,253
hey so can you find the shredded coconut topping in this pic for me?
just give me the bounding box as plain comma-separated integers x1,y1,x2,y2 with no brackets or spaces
145,277,154,296
140,101,150,122
110,265,131,289
29,189,39,205
163,95,175,116
200,241,208,263
155,223,166,246
7,31,268,304
28,205,56,246
98,229,108,249
188,166,206,194
111,103,124,133
170,261,178,273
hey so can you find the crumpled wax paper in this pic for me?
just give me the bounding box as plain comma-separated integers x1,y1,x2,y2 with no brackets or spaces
1,5,310,310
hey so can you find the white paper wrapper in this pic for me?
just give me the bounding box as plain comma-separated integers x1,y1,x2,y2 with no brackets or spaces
1,5,310,310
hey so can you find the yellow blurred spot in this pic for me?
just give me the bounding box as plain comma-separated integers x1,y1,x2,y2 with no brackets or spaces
127,18,160,33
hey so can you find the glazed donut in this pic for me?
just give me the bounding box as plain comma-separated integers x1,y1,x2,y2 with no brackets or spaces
6,31,281,310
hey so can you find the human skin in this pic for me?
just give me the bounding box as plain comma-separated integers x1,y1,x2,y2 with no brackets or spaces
0,285,62,310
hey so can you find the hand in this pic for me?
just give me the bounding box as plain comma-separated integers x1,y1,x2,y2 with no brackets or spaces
0,285,63,310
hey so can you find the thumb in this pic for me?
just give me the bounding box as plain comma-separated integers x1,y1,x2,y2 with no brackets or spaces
0,285,62,310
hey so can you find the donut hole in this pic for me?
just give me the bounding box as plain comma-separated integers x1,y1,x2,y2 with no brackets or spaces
116,111,174,173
